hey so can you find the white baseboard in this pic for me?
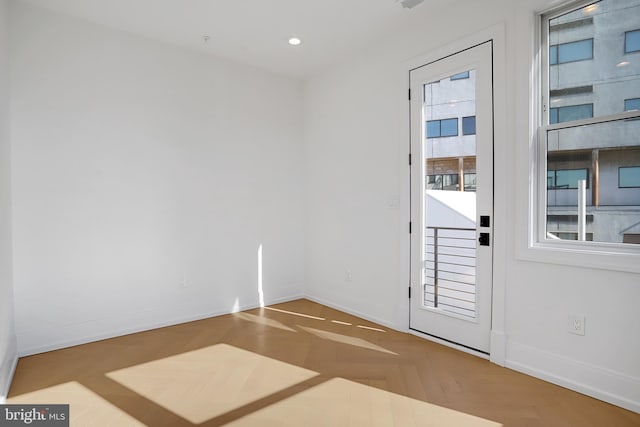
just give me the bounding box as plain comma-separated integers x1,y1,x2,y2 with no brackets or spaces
0,333,18,403
489,330,506,366
304,293,399,331
17,293,304,357
506,341,640,414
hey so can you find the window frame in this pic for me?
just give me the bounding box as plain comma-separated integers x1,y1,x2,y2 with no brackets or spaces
532,0,640,261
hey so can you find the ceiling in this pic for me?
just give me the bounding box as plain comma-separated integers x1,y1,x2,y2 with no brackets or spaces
18,0,447,79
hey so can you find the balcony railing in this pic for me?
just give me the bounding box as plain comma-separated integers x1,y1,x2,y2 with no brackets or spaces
424,226,477,319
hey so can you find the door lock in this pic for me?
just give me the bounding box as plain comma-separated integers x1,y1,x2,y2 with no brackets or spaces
479,232,490,246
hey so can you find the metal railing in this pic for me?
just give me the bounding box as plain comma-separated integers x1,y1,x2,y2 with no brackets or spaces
424,226,477,319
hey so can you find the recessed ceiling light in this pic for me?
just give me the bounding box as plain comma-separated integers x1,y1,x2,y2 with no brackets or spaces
583,4,599,14
288,37,301,46
617,61,630,67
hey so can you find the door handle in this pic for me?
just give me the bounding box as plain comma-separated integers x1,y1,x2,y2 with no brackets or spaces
479,232,490,246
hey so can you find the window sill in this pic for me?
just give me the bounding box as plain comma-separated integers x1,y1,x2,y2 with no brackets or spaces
518,239,640,274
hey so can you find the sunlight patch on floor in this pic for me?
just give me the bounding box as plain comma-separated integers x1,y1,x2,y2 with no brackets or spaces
7,381,145,426
356,325,386,332
331,320,352,326
106,344,318,424
298,326,398,355
264,306,325,321
234,312,297,332
227,377,502,427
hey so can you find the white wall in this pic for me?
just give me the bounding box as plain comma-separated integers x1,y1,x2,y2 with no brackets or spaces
0,0,17,402
303,0,640,412
10,2,305,355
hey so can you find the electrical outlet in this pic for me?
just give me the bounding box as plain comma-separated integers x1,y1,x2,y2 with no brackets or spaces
568,314,585,336
345,269,353,282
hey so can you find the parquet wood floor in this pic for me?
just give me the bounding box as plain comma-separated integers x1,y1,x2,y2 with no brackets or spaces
8,299,640,426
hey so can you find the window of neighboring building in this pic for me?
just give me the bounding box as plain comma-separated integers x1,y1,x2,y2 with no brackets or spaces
426,118,458,138
450,71,470,80
623,234,640,244
464,173,476,191
547,168,589,189
619,166,640,188
549,39,593,65
462,116,476,135
625,98,640,111
625,29,640,53
549,104,593,124
426,174,459,191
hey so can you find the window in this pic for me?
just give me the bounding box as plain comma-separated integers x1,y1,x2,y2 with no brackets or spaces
450,71,469,80
462,116,476,135
619,166,640,188
549,104,593,124
426,174,459,191
625,98,640,111
464,173,476,191
538,0,640,250
625,29,640,53
623,234,640,244
547,169,588,189
549,39,593,65
426,118,458,138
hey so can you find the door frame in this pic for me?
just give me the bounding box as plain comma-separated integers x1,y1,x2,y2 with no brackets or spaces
398,23,507,365
409,41,494,354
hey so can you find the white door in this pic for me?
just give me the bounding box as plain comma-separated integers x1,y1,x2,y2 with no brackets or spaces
409,42,494,354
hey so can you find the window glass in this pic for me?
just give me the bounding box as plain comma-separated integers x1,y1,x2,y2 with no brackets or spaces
549,169,588,189
426,120,440,138
546,119,640,243
440,118,458,137
462,116,476,135
541,0,640,249
625,29,640,53
547,1,640,124
625,98,640,111
619,166,640,188
464,173,476,191
550,104,593,124
426,119,458,138
549,45,558,65
450,71,470,80
557,39,593,63
427,174,460,191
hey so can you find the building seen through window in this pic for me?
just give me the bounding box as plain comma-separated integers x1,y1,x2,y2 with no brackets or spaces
543,0,640,244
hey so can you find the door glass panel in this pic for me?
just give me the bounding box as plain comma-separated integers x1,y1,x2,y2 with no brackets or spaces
422,69,477,320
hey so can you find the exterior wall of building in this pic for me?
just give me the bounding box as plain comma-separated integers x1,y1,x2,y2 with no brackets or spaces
423,70,477,190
